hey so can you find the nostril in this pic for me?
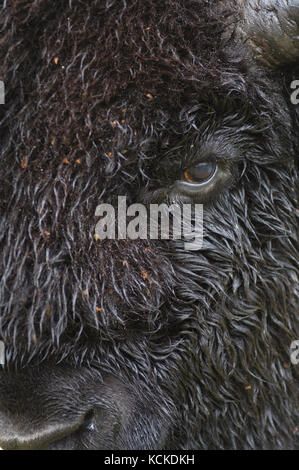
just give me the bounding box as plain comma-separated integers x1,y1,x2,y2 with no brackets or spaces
84,409,95,431
48,407,122,450
0,412,89,450
47,409,97,450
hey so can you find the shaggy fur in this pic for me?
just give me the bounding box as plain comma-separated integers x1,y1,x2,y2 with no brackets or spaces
0,0,298,449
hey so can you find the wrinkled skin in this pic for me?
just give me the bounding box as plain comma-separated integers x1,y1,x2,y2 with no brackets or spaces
0,0,298,450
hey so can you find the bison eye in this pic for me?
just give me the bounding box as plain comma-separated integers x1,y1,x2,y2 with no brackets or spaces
183,160,217,184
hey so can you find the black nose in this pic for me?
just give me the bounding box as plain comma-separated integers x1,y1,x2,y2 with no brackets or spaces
0,365,126,449
0,412,89,450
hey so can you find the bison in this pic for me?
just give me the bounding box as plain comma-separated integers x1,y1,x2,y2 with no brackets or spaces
0,0,298,450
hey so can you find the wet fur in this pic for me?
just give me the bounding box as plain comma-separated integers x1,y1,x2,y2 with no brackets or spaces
0,0,298,449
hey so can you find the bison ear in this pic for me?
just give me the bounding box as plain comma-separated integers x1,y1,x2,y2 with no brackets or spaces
243,0,299,67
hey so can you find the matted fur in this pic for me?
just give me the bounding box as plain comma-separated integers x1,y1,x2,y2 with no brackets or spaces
0,0,298,449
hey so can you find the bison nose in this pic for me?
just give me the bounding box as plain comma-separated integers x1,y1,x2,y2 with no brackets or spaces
0,410,91,450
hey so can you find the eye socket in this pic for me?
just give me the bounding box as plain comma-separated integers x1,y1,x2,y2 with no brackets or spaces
183,160,217,184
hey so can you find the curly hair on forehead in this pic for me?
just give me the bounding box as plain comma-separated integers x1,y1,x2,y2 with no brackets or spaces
0,0,298,450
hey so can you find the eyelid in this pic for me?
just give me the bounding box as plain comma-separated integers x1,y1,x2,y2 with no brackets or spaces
175,178,213,193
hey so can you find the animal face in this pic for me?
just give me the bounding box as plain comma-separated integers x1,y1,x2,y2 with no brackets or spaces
0,0,298,449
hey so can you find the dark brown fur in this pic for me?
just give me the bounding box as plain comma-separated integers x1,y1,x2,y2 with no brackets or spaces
0,0,298,449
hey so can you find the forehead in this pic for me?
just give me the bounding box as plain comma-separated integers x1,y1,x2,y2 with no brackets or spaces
3,1,237,102
0,1,251,187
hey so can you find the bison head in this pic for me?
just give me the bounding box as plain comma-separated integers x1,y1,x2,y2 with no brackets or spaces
0,0,298,449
